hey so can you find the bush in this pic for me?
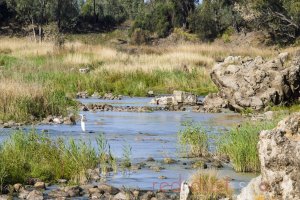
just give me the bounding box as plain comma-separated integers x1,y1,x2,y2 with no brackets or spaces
130,28,150,45
217,121,276,172
178,121,208,158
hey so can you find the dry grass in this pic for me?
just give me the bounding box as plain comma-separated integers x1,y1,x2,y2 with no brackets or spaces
0,37,54,57
189,170,233,200
0,79,75,122
0,36,280,73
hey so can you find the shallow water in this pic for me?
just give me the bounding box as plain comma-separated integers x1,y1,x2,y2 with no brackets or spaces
0,97,257,193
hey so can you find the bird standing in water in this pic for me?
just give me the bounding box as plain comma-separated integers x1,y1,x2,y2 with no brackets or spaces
79,114,87,132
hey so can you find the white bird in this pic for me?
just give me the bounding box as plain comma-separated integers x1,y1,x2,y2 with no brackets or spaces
79,114,87,132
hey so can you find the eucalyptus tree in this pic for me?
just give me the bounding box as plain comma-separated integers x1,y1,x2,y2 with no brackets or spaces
6,0,52,41
50,0,80,31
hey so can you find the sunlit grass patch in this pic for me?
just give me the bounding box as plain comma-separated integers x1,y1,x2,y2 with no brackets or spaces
189,170,233,200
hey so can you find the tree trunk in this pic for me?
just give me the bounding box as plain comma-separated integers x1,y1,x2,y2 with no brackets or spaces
38,25,43,43
31,18,36,43
93,0,97,23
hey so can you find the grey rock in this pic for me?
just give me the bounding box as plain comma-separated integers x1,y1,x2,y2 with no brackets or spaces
13,183,23,192
113,192,129,200
48,190,69,198
204,53,300,112
0,195,10,200
27,190,43,200
238,113,300,199
97,184,120,195
18,189,30,199
34,182,46,189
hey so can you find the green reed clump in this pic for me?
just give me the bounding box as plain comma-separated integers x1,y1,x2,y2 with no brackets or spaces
96,134,117,175
217,121,276,172
178,121,209,158
0,130,98,187
121,143,132,171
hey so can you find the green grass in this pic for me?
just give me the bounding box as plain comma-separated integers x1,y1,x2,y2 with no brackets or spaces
0,130,98,187
0,87,77,122
217,121,277,172
178,121,209,158
0,130,123,191
270,102,300,113
20,68,217,97
0,54,19,69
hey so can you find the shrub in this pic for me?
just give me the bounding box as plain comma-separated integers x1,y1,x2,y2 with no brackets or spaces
130,28,150,45
178,121,208,158
189,170,233,200
217,121,276,172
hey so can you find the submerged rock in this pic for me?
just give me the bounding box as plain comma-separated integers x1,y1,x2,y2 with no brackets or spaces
204,52,300,112
238,113,300,200
163,158,177,164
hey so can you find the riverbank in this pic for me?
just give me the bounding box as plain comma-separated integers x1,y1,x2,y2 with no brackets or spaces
0,36,282,122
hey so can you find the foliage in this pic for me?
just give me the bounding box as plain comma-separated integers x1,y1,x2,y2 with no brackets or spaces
189,0,239,41
130,28,150,45
217,120,276,172
1,0,299,44
236,0,300,44
178,121,208,157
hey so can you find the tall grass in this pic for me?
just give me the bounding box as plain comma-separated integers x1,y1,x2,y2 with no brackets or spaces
189,170,233,200
178,122,208,158
0,80,77,122
0,130,97,186
0,130,122,190
217,121,276,172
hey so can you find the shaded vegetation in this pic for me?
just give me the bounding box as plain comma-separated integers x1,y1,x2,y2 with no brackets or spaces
1,0,299,44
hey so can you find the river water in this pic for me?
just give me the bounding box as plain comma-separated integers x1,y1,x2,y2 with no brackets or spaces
0,97,257,193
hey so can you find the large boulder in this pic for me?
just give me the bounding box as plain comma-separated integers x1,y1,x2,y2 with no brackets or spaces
238,113,300,200
204,52,300,112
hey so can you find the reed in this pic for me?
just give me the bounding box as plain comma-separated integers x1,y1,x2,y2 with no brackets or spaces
217,121,276,172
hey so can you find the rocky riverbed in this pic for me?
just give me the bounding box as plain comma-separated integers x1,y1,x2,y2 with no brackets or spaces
0,97,256,199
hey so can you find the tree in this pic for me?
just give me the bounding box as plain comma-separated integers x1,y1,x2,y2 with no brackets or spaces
6,0,52,41
235,0,300,44
189,0,235,41
51,0,79,31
